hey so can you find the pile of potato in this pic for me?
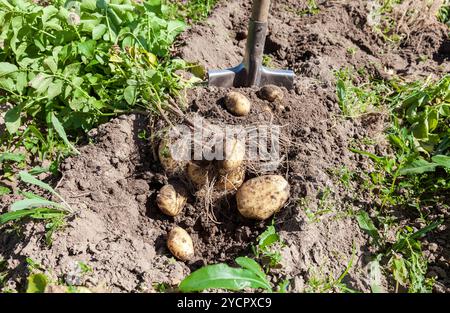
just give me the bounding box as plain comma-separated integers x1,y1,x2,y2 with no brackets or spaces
157,86,290,262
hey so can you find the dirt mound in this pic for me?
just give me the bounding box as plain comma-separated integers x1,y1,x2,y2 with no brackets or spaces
1,0,448,292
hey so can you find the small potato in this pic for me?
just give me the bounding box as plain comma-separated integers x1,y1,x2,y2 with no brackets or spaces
225,92,251,116
216,166,245,192
158,136,188,176
187,162,215,189
258,85,284,102
156,183,188,216
167,227,194,261
218,138,246,171
236,175,290,220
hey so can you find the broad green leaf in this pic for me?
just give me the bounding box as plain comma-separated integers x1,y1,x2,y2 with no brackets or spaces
78,40,96,59
92,24,107,40
29,74,52,94
0,207,60,224
43,57,58,74
235,257,268,281
47,80,63,99
411,119,428,139
51,113,80,154
179,263,272,292
0,62,18,77
19,171,57,195
11,198,64,211
42,6,59,24
80,0,97,11
368,260,384,293
257,225,280,250
123,85,136,105
5,105,21,134
431,155,450,169
398,159,437,175
356,211,380,244
16,71,28,94
0,152,25,163
26,273,48,293
0,77,15,91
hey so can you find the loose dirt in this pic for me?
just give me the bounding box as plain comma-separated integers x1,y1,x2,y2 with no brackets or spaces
1,0,448,292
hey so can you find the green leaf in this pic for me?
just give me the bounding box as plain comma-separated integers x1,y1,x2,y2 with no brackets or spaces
47,80,63,99
0,186,11,196
26,273,48,293
43,57,58,74
50,113,80,154
10,198,64,211
398,159,437,175
78,40,96,59
179,263,272,292
92,24,107,40
235,257,268,281
123,85,136,105
356,211,380,244
19,171,58,195
5,105,21,134
0,207,62,224
0,62,18,77
411,119,429,139
0,152,25,163
431,155,450,169
368,259,384,293
29,74,52,94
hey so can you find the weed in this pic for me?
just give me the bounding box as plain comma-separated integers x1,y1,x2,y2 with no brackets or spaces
299,0,320,16
262,54,273,67
438,0,450,26
252,223,284,270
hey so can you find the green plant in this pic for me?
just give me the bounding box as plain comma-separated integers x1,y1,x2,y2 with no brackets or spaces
166,0,218,22
251,224,284,269
299,0,320,16
0,171,70,245
179,225,287,292
305,245,358,293
0,0,195,177
438,0,450,26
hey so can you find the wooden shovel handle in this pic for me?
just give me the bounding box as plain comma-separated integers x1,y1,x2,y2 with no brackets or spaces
251,0,271,23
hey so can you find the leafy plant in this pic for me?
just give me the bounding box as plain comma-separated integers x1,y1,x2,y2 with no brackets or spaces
252,224,284,269
0,170,70,245
0,0,194,176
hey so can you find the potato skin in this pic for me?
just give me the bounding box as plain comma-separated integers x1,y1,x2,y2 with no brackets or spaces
218,138,246,171
158,138,188,176
225,92,251,116
258,85,284,102
156,184,187,217
187,162,215,189
216,166,245,192
167,227,194,261
236,175,290,220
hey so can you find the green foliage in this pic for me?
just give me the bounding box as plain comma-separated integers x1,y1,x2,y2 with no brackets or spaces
179,257,272,292
0,171,68,245
252,224,284,269
438,0,450,26
0,0,192,170
26,273,48,293
166,0,218,22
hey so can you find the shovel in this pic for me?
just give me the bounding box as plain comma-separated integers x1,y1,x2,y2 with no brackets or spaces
208,0,295,89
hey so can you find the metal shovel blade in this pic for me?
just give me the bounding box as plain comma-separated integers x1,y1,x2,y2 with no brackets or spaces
207,0,295,90
208,64,295,90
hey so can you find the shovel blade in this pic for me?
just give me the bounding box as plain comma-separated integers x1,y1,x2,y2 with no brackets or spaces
208,64,295,90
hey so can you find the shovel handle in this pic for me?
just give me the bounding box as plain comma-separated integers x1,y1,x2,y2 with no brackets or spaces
251,0,271,23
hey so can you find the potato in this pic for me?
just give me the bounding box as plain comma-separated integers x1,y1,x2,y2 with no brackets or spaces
236,175,290,220
156,183,188,216
216,166,245,192
187,161,215,189
258,85,284,102
158,137,188,176
218,138,246,171
167,226,194,261
225,92,251,116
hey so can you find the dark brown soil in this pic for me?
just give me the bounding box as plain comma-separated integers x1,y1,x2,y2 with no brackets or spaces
1,0,448,292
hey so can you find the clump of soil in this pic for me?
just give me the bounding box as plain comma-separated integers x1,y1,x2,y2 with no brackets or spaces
1,0,449,292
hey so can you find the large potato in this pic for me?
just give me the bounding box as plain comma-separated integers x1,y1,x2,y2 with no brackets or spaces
218,138,246,171
158,135,188,176
216,166,245,192
236,175,290,220
156,183,188,217
225,92,251,116
186,161,215,189
167,227,194,261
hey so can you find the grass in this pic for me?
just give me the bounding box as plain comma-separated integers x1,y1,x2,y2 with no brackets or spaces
438,0,450,26
335,68,449,292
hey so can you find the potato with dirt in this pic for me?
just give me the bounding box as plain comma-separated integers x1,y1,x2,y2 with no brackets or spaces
236,175,290,220
258,85,284,102
217,138,246,172
156,183,188,216
186,161,215,189
224,91,251,116
158,134,189,176
167,227,195,261
216,166,246,192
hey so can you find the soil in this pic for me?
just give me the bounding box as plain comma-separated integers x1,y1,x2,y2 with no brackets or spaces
1,0,449,292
